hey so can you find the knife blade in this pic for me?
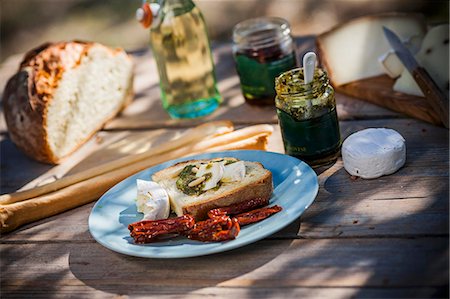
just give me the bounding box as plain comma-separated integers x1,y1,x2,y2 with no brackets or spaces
383,26,449,128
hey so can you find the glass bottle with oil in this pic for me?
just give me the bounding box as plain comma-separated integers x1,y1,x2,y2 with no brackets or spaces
137,0,222,119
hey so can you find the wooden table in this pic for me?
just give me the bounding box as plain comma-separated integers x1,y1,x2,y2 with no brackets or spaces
1,38,448,298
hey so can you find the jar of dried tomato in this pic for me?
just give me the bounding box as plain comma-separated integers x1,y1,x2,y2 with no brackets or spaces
232,17,297,105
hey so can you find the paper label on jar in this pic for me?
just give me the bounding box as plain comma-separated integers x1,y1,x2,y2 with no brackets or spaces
234,53,296,98
277,108,341,158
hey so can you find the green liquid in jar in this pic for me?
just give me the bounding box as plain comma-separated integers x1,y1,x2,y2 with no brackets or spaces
234,52,297,105
232,17,297,106
277,107,341,166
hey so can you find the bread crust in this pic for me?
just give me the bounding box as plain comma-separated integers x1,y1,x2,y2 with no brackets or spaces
152,158,273,220
183,170,272,220
2,41,133,164
3,69,51,162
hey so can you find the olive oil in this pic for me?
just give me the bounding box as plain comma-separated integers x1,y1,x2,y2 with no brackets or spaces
150,1,221,119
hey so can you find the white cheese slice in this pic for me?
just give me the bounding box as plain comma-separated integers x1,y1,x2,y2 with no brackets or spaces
342,128,406,179
393,24,449,97
379,50,405,78
379,35,423,79
221,161,246,183
317,14,426,86
196,162,224,191
393,70,423,96
136,179,170,220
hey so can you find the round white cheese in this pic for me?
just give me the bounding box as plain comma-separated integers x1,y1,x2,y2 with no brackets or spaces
136,179,170,220
342,128,406,179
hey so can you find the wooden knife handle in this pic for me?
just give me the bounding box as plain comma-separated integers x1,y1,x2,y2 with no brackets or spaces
412,67,449,128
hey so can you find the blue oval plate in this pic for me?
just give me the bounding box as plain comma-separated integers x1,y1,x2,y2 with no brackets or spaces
88,150,318,258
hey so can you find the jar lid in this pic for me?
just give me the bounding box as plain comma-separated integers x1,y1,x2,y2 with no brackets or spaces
233,17,292,50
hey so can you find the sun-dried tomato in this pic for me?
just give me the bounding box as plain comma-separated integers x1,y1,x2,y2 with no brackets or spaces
186,215,240,242
128,214,195,243
235,205,282,226
207,197,268,218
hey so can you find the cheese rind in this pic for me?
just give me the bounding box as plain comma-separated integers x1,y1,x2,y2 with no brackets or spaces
342,128,406,179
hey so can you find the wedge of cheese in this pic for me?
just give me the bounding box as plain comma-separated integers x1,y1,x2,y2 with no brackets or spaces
393,24,449,97
316,13,426,86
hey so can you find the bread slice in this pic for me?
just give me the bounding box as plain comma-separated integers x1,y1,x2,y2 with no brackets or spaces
2,41,134,164
152,158,273,220
316,13,426,86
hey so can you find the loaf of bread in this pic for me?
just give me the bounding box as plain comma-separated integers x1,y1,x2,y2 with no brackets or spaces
152,158,273,220
316,13,426,86
3,41,134,164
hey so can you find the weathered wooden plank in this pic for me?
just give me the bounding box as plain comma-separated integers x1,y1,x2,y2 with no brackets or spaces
0,287,446,299
0,125,284,194
1,119,447,241
295,117,449,238
2,118,447,194
1,168,446,242
1,238,447,298
298,173,449,238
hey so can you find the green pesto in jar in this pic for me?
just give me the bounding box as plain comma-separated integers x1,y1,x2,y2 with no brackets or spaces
275,68,341,167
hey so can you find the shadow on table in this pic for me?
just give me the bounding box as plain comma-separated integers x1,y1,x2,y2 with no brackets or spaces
68,232,297,296
1,119,448,298
286,121,449,298
68,132,448,298
0,137,53,194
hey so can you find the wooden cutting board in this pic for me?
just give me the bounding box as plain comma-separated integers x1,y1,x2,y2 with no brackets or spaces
336,75,442,126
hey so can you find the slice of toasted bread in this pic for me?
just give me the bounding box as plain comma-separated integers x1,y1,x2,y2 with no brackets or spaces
152,158,273,220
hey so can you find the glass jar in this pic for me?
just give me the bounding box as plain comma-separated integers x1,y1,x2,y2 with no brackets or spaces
232,17,297,105
275,67,341,167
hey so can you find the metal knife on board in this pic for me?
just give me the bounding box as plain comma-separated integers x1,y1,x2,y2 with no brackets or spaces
383,26,449,128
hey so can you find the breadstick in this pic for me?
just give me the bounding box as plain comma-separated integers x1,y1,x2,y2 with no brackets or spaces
0,132,270,233
201,133,270,153
0,121,234,205
191,124,273,150
162,125,272,158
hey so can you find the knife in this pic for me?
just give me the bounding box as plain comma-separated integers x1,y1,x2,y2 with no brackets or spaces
383,26,449,128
